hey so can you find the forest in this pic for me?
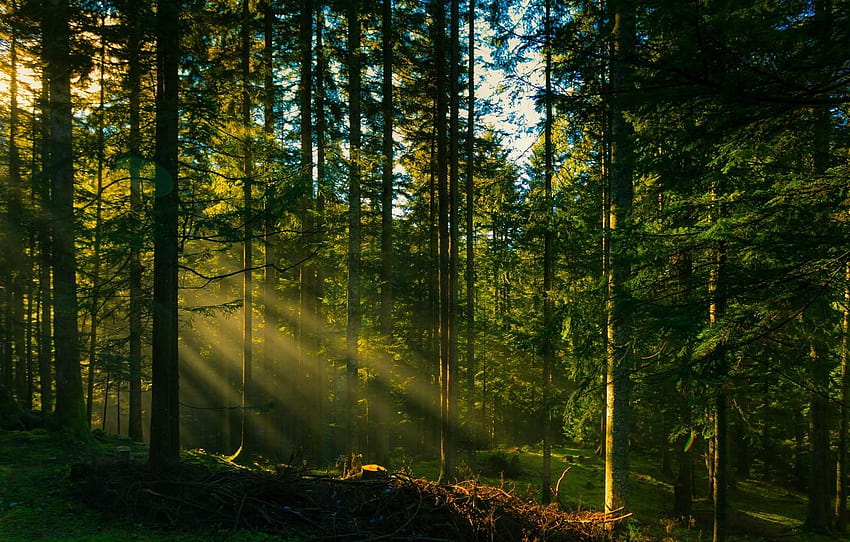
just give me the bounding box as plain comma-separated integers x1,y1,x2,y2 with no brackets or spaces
1,0,850,540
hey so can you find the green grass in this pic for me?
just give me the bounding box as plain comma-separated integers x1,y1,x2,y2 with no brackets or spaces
0,430,290,542
406,444,849,542
2,431,848,541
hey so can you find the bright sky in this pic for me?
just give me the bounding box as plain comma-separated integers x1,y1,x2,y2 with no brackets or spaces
476,4,545,165
0,8,544,166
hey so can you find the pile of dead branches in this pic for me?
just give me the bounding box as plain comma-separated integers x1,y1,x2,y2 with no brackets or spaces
73,460,625,541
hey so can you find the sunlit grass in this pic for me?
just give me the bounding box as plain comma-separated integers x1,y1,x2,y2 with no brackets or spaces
402,442,850,542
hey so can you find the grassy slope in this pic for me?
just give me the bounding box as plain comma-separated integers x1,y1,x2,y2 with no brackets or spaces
1,430,847,541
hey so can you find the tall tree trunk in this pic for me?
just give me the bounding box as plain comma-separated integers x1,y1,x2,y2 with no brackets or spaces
1,302,11,394
837,262,850,530
806,343,831,532
314,1,328,461
8,2,29,408
435,0,452,483
807,3,833,522
541,0,554,505
238,0,255,459
465,0,476,456
673,249,694,518
369,0,394,467
428,125,440,455
44,0,88,440
126,0,145,443
86,23,108,426
37,72,54,414
380,0,394,337
604,0,635,518
297,0,321,462
25,262,35,410
261,0,279,455
444,0,461,483
149,0,181,468
346,0,362,453
709,204,728,542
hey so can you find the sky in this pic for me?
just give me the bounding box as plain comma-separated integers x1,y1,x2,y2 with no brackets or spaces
476,1,546,164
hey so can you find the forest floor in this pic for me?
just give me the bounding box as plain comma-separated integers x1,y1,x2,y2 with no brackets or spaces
0,429,846,541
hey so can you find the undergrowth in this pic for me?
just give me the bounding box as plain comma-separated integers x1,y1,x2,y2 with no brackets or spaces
1,430,848,541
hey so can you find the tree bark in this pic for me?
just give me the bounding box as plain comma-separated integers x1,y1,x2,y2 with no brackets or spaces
37,71,54,414
346,0,362,453
237,0,255,459
314,1,328,461
44,0,88,440
837,263,850,529
261,0,280,455
86,21,108,427
149,0,181,468
435,0,453,483
465,0,477,456
541,0,554,506
8,3,29,408
380,0,394,337
370,0,395,467
709,199,728,542
806,343,831,532
806,3,833,523
126,0,145,444
604,0,635,518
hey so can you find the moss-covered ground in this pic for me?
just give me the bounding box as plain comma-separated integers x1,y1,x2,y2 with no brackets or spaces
1,430,847,541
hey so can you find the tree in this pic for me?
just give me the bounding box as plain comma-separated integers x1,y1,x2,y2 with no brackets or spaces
434,0,454,483
345,0,362,453
540,0,554,505
380,0,394,338
5,0,29,410
464,0,476,456
149,0,181,469
237,0,255,459
44,0,88,440
804,0,834,532
604,0,635,517
838,262,850,529
123,0,146,444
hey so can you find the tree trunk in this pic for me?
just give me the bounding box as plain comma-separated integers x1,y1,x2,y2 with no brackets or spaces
465,0,476,456
673,249,694,518
149,0,181,468
599,104,610,461
126,0,145,444
807,3,833,523
370,0,395,467
86,23,108,427
8,4,29,409
541,0,554,505
604,0,635,518
709,196,728,542
237,0,255,459
380,0,394,338
44,0,88,440
435,0,453,483
37,74,54,414
806,343,831,532
837,263,850,529
428,127,440,456
314,1,328,461
346,0,362,453
261,0,280,455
